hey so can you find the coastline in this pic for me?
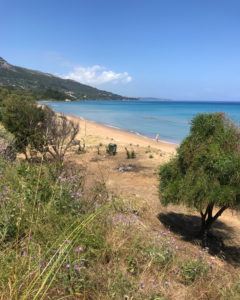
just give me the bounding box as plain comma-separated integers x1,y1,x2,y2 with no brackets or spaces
67,114,178,154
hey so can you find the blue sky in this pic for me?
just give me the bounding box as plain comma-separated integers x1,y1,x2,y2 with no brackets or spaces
1,0,240,100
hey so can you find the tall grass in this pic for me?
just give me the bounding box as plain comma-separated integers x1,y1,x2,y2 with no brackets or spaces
0,158,110,299
22,207,107,300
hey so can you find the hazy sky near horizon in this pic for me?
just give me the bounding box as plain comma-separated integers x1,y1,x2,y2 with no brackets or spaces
1,0,240,100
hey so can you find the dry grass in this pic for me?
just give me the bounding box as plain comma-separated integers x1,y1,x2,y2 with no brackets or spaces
0,125,239,299
65,135,240,299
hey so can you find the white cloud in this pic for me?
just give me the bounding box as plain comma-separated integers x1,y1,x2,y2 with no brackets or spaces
63,65,132,85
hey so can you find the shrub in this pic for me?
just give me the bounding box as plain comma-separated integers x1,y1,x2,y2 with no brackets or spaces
180,259,209,285
106,143,117,155
159,113,240,245
38,107,79,162
125,147,136,159
2,97,79,162
144,244,174,267
0,87,35,121
2,96,45,159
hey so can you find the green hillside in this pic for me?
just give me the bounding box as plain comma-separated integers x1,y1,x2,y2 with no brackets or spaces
0,57,132,100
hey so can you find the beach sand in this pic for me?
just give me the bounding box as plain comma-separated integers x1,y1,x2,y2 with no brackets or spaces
68,115,177,155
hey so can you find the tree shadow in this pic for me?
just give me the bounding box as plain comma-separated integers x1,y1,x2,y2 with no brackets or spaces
158,212,240,266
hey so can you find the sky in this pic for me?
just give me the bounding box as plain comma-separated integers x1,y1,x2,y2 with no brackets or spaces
1,0,240,100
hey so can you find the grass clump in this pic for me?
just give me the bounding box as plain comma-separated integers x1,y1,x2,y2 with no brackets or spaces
109,272,137,299
179,259,209,285
220,277,240,299
0,157,111,299
144,245,174,268
125,147,136,159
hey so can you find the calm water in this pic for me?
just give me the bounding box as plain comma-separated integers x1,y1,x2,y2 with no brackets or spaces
42,100,240,143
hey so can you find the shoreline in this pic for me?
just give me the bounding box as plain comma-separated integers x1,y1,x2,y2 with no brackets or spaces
39,100,179,146
67,114,178,154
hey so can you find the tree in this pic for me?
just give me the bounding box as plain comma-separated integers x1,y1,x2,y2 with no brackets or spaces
2,96,79,162
159,113,240,245
2,96,45,159
0,87,35,121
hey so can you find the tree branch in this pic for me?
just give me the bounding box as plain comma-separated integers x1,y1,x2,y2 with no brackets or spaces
212,206,228,222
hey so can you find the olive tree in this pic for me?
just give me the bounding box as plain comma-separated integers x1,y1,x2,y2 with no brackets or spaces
2,97,79,162
2,96,45,160
159,113,240,244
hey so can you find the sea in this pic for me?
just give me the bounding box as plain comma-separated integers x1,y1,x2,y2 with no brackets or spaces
41,99,240,144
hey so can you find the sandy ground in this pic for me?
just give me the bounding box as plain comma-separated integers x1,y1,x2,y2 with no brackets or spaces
67,115,240,270
68,115,177,154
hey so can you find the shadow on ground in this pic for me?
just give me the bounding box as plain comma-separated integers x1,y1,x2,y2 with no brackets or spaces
158,212,240,266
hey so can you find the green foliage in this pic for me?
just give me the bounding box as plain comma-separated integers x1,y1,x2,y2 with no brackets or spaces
109,272,136,298
144,244,174,267
159,113,240,228
122,235,175,279
1,95,45,155
0,158,111,299
0,123,14,142
41,88,69,100
0,160,84,243
0,86,35,121
180,259,209,285
107,143,117,155
0,57,129,100
1,94,79,162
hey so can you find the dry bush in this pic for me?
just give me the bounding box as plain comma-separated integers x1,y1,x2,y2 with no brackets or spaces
39,108,79,162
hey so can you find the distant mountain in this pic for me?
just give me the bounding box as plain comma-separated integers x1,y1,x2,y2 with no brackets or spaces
0,57,132,100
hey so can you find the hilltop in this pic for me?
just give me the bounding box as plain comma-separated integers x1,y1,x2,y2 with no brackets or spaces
0,57,132,100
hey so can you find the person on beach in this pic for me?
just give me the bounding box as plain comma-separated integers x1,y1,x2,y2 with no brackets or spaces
155,133,159,142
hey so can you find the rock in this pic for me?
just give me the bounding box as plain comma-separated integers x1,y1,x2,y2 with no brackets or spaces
117,164,135,172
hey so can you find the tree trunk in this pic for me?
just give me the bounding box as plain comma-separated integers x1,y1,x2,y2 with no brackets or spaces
199,204,228,247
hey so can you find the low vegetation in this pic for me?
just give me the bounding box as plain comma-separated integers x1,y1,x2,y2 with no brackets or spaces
0,91,239,299
125,147,136,159
0,156,238,299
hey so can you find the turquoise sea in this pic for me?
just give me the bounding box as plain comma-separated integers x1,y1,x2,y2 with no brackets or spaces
42,100,240,144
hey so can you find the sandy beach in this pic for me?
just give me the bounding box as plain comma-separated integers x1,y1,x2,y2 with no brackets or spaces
68,115,178,155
